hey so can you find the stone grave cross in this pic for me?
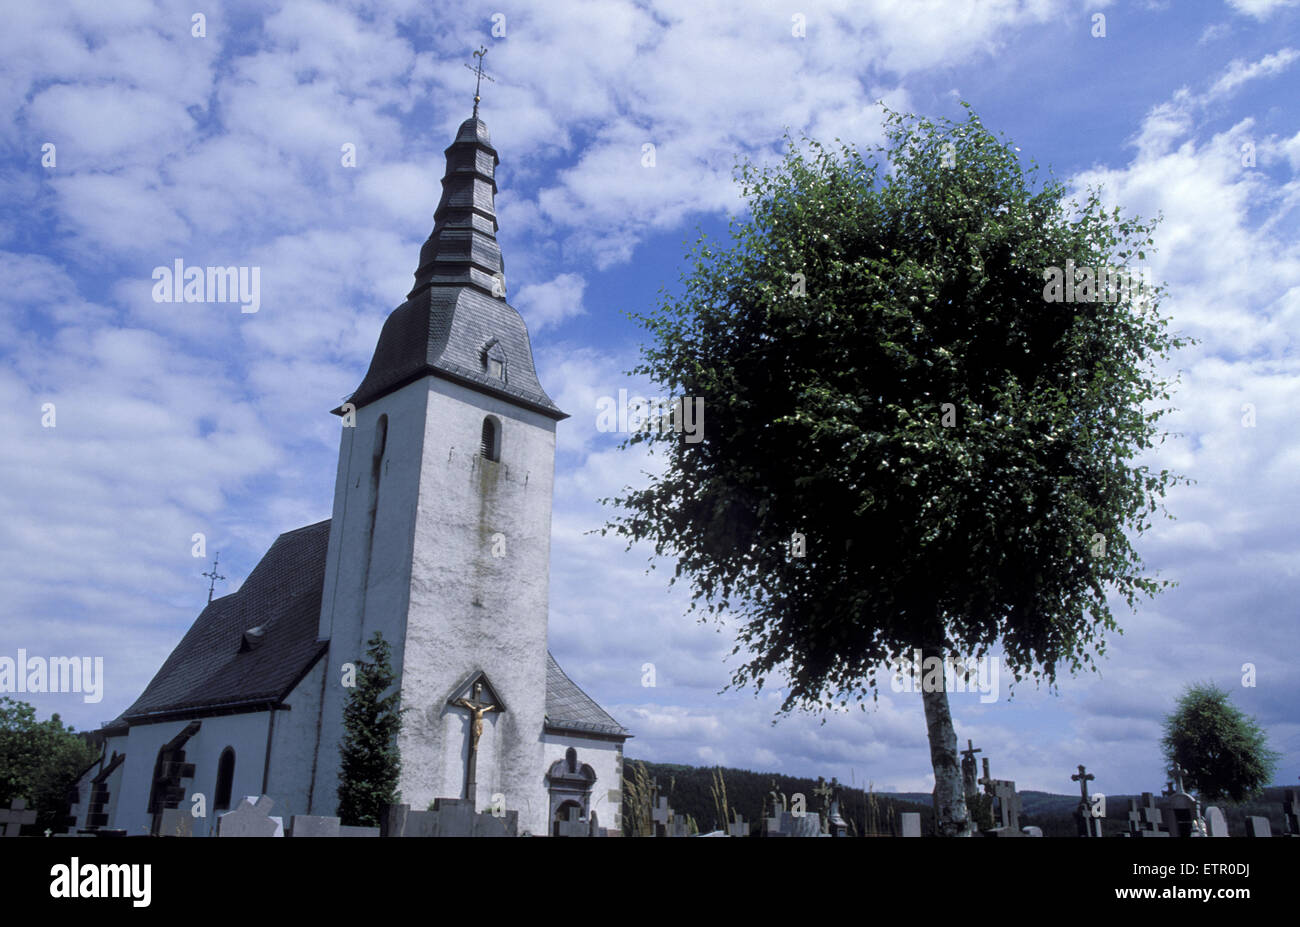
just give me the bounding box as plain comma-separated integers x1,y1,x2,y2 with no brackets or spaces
0,799,36,837
960,739,982,795
1071,764,1103,837
651,796,672,838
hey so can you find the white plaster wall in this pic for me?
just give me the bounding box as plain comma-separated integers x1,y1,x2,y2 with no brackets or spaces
109,712,269,836
541,733,624,835
267,657,327,817
399,377,555,835
311,372,557,835
312,383,426,814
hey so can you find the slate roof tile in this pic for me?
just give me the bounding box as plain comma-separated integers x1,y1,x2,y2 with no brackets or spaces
112,520,627,741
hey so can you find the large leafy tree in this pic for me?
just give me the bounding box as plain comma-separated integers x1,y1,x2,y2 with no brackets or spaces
0,697,99,833
337,632,404,827
602,106,1190,835
1162,683,1277,803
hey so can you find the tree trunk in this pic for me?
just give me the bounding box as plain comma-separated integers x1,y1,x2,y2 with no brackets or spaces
920,644,972,837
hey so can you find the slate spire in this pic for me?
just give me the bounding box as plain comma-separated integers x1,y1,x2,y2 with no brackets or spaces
408,115,503,299
342,112,565,420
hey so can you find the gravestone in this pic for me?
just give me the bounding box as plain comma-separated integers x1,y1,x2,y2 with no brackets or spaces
1071,764,1104,838
960,740,982,800
0,799,37,837
1201,806,1222,837
671,813,691,838
1126,793,1168,836
978,757,1024,837
158,807,195,837
727,814,750,838
825,778,848,837
652,796,672,838
217,796,283,837
1021,826,1043,837
762,810,820,837
1283,789,1300,837
1159,765,1204,838
382,799,517,837
556,806,588,838
1245,816,1271,838
290,815,341,838
784,811,821,837
339,824,380,837
1160,781,1203,837
1203,806,1228,837
900,812,922,838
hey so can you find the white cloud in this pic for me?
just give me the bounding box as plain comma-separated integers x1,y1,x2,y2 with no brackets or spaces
1208,47,1299,99
1225,0,1299,19
512,272,587,332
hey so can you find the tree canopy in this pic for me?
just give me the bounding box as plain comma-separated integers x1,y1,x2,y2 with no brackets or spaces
0,697,98,833
604,105,1190,713
1162,682,1278,803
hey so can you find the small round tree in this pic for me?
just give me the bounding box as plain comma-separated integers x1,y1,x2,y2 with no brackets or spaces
1162,682,1278,803
602,105,1191,835
337,632,404,827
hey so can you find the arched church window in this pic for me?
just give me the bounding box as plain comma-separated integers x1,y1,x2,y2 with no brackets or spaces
214,747,235,811
480,416,501,461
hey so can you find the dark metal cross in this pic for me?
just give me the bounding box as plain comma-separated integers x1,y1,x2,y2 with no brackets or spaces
1072,764,1095,803
0,799,36,837
464,45,495,117
202,552,226,604
960,739,982,765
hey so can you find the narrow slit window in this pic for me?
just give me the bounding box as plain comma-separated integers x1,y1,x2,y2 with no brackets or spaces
480,416,501,461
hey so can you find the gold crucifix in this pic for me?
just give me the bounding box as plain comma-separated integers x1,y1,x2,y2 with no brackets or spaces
464,46,495,118
451,681,500,804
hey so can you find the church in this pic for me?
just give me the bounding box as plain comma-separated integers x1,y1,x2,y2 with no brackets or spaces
69,105,630,837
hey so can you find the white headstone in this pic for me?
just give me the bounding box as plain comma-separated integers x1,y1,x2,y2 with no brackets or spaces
1204,806,1228,837
900,812,922,838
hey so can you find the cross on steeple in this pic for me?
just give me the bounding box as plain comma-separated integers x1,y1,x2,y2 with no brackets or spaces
1071,764,1095,803
202,552,226,604
464,45,495,118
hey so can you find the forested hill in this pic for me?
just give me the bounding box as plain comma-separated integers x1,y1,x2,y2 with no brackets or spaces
622,761,1297,837
621,759,934,836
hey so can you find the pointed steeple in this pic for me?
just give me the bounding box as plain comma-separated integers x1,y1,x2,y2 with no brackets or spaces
341,113,566,421
409,116,503,299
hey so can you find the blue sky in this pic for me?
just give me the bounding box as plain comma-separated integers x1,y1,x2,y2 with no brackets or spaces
2,0,1297,799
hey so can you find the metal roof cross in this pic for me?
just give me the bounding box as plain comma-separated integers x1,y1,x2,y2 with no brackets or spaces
464,45,495,117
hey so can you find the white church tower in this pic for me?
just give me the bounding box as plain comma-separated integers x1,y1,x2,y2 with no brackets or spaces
311,111,567,833
75,103,624,840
